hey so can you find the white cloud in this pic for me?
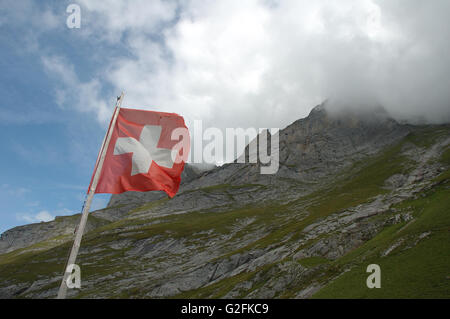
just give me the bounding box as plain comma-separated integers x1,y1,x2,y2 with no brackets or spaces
0,0,59,29
41,0,450,135
1,0,60,52
78,0,177,41
35,211,54,222
17,210,54,223
16,207,77,225
41,55,111,123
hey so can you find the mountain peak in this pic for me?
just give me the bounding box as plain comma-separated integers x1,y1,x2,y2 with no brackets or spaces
308,102,327,116
320,100,394,124
274,101,409,181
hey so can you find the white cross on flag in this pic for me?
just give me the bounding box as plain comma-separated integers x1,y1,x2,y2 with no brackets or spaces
88,108,190,198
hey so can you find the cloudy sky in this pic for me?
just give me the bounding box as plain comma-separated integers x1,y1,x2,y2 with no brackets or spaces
1,0,449,232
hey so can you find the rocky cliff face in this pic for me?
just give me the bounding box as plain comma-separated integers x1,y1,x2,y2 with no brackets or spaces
0,103,449,299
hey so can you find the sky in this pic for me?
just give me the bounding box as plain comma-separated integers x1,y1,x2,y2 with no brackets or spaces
1,0,449,233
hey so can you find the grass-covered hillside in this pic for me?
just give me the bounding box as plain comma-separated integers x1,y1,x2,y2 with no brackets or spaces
0,125,449,299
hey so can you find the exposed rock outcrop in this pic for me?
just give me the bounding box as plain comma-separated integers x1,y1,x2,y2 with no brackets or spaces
1,102,449,299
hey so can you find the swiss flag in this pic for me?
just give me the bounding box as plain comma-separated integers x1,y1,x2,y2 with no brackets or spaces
89,108,190,198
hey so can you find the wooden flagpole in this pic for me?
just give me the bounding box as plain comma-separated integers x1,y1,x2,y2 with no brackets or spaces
57,92,124,299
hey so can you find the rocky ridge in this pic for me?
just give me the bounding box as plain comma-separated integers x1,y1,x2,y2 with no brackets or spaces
0,102,449,299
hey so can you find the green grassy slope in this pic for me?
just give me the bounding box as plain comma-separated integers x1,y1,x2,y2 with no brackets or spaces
174,126,450,299
312,180,450,298
312,132,450,298
0,126,449,298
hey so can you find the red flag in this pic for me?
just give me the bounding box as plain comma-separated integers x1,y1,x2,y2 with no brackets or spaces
89,108,190,198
